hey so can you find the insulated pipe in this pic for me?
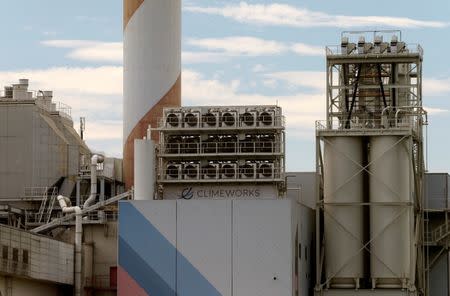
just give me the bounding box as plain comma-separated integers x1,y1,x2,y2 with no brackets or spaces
57,195,82,296
83,155,104,208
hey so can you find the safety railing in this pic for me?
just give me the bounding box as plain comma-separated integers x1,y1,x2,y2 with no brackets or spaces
85,275,116,290
425,221,450,245
316,112,426,134
325,43,423,57
23,187,57,199
35,99,72,119
159,140,283,155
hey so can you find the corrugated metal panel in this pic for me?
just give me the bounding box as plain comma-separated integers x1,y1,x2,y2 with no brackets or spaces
425,173,449,210
430,252,449,296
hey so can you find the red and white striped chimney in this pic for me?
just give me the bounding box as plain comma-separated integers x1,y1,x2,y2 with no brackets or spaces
123,0,181,189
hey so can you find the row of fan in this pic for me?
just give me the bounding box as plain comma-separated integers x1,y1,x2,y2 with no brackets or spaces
164,109,277,128
164,142,275,154
164,162,277,180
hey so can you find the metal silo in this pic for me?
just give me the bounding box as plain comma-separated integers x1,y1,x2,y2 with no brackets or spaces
123,0,182,189
316,31,426,295
324,137,364,288
369,136,412,288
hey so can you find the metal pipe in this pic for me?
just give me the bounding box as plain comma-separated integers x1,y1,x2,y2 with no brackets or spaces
83,154,104,208
57,195,82,296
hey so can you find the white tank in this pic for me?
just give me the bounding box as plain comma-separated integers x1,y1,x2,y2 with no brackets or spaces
134,138,156,200
324,137,364,288
369,136,412,288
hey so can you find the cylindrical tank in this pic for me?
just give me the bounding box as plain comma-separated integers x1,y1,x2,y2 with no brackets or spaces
134,139,155,200
123,0,181,189
324,137,364,288
369,136,411,288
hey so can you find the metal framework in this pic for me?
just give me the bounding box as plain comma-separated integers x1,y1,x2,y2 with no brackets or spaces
315,31,427,296
156,106,286,192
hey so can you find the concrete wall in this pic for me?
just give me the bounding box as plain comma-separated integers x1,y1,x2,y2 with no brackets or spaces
0,275,68,296
58,222,118,295
84,223,117,279
0,225,73,285
118,199,314,296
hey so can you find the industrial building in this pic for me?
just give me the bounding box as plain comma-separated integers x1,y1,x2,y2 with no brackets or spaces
0,0,449,295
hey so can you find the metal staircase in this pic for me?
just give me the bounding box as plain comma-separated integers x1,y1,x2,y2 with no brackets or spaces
37,187,58,224
425,220,450,246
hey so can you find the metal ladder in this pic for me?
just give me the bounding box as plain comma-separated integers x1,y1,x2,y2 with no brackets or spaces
37,187,58,223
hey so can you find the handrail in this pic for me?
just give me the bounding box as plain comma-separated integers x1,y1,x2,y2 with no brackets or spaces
31,191,133,233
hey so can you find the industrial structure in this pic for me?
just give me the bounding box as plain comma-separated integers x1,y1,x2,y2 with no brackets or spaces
118,104,316,296
123,0,182,190
315,31,427,295
0,79,127,295
156,106,286,198
0,0,449,294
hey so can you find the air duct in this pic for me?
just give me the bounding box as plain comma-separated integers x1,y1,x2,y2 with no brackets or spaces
83,154,104,208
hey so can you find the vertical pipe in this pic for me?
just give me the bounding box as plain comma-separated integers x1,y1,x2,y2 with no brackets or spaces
76,180,81,207
315,138,321,291
84,155,104,208
134,138,156,200
74,211,82,296
57,195,82,296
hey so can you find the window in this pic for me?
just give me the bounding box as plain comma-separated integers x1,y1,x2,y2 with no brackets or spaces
2,246,8,260
12,248,18,262
23,250,29,264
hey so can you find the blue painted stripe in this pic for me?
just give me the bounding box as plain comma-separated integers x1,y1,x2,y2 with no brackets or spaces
119,201,222,296
119,236,176,296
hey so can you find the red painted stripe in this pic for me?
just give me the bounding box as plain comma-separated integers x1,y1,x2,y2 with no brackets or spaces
123,75,181,190
118,266,149,296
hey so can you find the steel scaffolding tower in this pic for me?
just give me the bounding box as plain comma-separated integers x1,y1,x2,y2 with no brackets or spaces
315,31,427,296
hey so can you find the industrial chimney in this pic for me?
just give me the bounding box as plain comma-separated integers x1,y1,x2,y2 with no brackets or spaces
123,0,181,189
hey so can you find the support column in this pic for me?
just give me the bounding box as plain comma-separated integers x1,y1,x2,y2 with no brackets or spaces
76,179,81,207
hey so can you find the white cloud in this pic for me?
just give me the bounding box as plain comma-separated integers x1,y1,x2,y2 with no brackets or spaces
262,79,277,89
182,69,325,138
424,78,450,96
182,51,230,64
185,2,448,28
291,43,323,56
264,71,325,91
42,37,323,66
0,66,122,96
42,40,123,63
252,64,267,73
187,36,287,56
188,36,323,57
425,106,448,115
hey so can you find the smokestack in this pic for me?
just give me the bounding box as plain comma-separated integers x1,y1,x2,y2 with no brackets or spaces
123,0,181,189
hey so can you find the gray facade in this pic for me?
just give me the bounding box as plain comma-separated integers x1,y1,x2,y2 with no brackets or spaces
0,100,90,203
425,173,450,210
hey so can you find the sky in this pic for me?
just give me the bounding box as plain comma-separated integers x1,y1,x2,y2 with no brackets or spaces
1,0,450,172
